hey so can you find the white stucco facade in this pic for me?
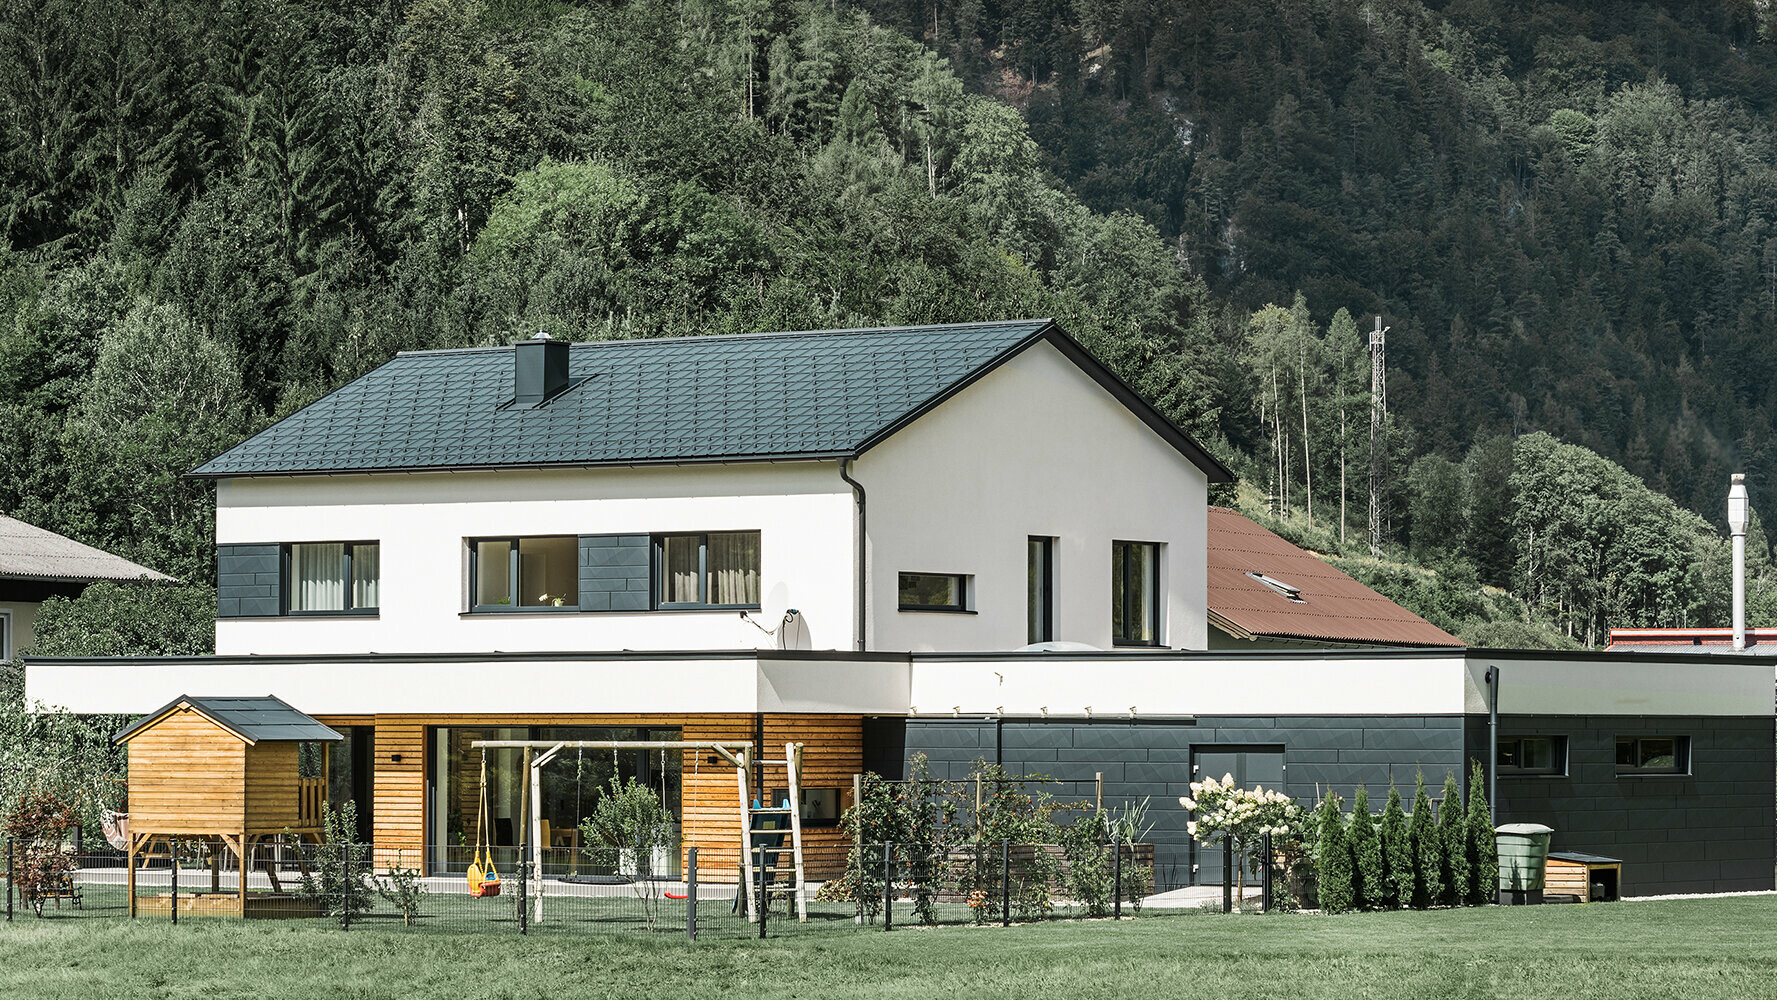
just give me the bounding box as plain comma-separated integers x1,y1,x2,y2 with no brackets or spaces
856,340,1210,652
215,463,858,654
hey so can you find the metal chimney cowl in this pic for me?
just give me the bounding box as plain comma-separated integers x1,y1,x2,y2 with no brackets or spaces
1730,473,1748,651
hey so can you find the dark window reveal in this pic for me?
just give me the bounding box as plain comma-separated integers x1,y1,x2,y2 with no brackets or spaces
898,572,969,612
1111,540,1161,646
471,536,579,610
654,532,761,609
1616,736,1690,775
1028,536,1055,644
1497,736,1566,775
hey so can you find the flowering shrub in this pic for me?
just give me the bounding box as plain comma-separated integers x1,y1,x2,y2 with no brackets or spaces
1179,774,1304,906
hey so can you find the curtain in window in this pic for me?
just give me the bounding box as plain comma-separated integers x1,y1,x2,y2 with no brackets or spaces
707,532,760,606
290,543,346,611
351,544,380,609
661,535,701,604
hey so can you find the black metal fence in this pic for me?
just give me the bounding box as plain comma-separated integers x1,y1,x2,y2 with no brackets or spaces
1,835,1303,937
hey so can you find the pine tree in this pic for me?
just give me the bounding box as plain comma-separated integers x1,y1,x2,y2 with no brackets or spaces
1314,792,1354,914
1407,771,1441,909
1465,759,1498,905
1379,783,1410,909
1437,770,1469,906
1347,786,1383,910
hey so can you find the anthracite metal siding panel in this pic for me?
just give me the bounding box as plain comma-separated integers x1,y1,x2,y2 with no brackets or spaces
579,535,649,612
216,544,281,618
902,715,1467,888
1478,714,1775,896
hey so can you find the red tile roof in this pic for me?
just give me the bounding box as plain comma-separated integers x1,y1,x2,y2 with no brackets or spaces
1207,507,1463,648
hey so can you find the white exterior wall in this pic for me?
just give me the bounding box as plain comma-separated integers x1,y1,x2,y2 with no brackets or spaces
215,464,856,654
855,341,1210,651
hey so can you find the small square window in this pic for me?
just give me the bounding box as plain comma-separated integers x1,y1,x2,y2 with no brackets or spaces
898,572,969,612
769,786,841,828
1497,735,1566,775
1616,736,1690,775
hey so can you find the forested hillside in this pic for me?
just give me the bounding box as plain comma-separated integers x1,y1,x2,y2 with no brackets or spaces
1,0,1771,651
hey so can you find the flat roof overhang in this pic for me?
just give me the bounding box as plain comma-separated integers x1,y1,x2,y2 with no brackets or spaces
23,647,1775,721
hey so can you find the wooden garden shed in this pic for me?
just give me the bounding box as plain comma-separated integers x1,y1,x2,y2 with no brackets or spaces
115,694,341,917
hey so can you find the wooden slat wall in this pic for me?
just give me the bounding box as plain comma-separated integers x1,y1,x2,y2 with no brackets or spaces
369,720,426,871
244,742,301,832
344,714,863,879
125,709,246,834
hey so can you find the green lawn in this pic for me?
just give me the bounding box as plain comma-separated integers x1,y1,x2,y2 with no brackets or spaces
5,897,1777,999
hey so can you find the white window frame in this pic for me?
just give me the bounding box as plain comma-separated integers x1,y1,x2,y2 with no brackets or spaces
0,608,11,660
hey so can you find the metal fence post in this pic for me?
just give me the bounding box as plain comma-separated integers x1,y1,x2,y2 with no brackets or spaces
685,847,698,942
755,845,767,940
5,837,12,922
1222,839,1232,914
1261,833,1274,913
339,841,350,931
518,844,528,935
1000,838,1010,927
1113,833,1123,920
882,843,892,932
170,839,179,925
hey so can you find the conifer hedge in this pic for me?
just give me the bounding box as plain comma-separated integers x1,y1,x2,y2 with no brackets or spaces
1465,760,1499,905
1380,784,1411,910
1347,786,1384,910
1437,770,1469,907
1407,772,1441,909
1314,793,1354,914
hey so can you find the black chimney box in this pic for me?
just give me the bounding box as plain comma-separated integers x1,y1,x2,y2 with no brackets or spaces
514,334,570,407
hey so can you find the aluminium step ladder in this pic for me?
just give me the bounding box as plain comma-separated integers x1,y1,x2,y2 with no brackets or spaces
736,742,809,922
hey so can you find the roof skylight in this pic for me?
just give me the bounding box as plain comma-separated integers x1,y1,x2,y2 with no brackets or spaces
1246,571,1306,603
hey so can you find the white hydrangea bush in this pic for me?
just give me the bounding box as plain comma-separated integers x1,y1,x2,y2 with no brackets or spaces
1178,773,1303,850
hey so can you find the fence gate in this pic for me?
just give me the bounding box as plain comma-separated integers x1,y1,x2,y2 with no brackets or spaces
1190,747,1284,887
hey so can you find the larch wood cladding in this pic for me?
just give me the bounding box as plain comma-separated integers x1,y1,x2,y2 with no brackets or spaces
243,742,301,832
323,713,863,878
126,709,247,834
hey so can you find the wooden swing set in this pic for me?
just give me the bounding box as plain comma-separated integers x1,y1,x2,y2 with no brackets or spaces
469,738,811,922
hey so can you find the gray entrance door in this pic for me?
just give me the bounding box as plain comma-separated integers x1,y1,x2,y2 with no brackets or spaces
1190,747,1285,886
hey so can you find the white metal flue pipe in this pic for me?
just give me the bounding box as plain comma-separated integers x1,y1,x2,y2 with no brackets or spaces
1729,473,1749,651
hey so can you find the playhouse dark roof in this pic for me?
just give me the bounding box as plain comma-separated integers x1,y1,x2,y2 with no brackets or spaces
189,320,1231,480
114,695,343,745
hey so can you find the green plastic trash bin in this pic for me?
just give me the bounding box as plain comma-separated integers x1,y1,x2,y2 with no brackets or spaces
1495,823,1554,905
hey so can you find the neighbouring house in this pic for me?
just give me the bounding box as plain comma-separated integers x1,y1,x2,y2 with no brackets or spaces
1205,506,1462,649
24,321,1774,897
0,514,173,660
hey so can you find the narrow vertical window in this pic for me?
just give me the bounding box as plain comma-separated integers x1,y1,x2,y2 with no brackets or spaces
1028,536,1054,644
1111,540,1160,646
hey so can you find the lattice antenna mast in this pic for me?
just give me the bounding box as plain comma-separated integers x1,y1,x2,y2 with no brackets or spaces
1368,315,1389,557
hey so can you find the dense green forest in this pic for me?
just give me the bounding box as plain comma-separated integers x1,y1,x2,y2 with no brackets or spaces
2,0,1773,652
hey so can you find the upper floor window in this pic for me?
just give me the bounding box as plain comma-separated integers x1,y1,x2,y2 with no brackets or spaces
1498,735,1567,775
1111,540,1161,646
655,532,761,609
1617,735,1690,776
1028,537,1054,643
472,536,578,610
898,572,970,613
286,542,379,614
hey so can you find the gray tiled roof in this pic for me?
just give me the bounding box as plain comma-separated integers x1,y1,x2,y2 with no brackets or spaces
115,694,343,745
0,515,173,583
191,320,1230,480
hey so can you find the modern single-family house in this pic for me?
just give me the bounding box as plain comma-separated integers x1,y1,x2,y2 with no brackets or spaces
25,321,1775,897
0,514,173,659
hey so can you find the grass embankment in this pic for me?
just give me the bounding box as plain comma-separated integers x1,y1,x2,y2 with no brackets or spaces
5,896,1777,999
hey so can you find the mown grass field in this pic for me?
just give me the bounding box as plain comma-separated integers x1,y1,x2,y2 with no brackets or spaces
5,896,1775,999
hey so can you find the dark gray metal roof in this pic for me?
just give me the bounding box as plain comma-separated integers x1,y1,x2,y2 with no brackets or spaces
190,320,1232,481
114,694,343,745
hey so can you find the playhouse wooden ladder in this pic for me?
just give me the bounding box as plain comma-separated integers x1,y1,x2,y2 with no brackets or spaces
734,742,809,922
